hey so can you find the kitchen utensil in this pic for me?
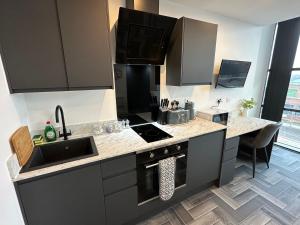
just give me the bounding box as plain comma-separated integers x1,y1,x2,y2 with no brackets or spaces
163,99,167,108
93,124,103,135
175,101,179,109
10,126,33,166
171,101,174,110
125,119,130,128
121,120,126,128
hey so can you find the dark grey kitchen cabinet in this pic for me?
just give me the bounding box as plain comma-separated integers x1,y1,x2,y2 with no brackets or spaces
186,130,225,191
219,158,236,186
219,136,240,186
103,170,137,195
101,154,136,179
15,164,106,225
102,153,138,225
0,0,68,92
57,0,113,89
0,0,113,93
105,186,138,225
166,17,218,86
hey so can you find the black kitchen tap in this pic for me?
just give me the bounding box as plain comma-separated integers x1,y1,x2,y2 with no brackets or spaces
55,105,71,140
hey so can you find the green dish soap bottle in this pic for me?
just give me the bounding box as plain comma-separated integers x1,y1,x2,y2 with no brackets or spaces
44,121,57,142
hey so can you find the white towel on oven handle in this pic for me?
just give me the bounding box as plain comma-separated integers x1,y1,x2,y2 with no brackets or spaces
158,156,176,201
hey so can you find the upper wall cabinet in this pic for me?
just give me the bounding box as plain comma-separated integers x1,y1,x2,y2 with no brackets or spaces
0,0,113,93
0,0,68,92
166,17,218,86
56,0,113,89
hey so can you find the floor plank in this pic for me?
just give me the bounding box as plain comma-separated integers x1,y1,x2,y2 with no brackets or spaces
140,145,300,225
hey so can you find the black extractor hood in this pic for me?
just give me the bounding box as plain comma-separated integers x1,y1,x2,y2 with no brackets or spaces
116,7,177,65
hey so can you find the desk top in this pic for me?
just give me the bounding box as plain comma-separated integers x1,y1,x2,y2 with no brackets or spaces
226,116,276,139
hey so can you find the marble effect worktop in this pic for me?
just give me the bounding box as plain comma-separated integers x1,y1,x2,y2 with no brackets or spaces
9,116,274,182
226,116,275,139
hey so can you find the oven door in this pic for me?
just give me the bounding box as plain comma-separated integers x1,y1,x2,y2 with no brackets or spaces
137,153,187,205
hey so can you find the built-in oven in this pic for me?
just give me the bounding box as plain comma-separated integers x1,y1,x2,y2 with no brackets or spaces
136,141,188,205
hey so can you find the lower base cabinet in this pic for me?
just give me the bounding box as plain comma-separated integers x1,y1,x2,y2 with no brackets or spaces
15,132,230,225
219,158,236,185
219,136,240,186
16,164,106,225
105,186,138,225
186,130,225,191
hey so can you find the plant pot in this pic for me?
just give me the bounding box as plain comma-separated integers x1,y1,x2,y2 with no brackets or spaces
240,109,248,117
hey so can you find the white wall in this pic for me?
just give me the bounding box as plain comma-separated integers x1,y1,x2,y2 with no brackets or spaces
0,57,25,225
160,0,276,116
24,90,117,131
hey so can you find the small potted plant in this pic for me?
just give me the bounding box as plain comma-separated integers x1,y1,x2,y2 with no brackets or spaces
240,98,256,117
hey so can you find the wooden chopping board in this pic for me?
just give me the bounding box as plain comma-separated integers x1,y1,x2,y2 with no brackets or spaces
10,126,33,166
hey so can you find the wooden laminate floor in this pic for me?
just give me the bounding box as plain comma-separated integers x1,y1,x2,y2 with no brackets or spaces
139,146,300,225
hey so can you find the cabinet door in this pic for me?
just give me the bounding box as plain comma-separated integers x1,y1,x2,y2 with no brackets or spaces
181,18,217,85
166,18,184,86
17,164,106,225
0,0,68,92
57,0,113,89
186,131,225,191
105,186,138,225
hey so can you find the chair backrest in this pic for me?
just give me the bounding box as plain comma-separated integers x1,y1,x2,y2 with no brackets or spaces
253,122,282,149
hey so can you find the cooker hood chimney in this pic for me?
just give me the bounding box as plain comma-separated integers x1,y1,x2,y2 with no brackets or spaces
126,0,159,14
115,0,177,65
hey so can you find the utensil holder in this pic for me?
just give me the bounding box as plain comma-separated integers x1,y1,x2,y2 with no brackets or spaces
157,108,168,125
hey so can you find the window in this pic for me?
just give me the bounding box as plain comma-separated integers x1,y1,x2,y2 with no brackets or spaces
278,42,300,150
293,36,300,68
287,89,298,98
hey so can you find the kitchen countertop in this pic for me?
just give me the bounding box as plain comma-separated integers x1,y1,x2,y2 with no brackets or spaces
9,116,274,182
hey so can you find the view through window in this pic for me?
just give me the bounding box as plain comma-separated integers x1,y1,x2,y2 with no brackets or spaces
277,36,300,151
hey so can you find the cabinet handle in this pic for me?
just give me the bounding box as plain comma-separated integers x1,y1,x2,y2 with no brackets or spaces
145,154,186,169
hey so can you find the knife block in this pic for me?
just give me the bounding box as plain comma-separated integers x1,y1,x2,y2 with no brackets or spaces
157,108,168,125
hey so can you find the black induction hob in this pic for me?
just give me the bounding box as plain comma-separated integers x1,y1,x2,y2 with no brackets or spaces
131,124,173,143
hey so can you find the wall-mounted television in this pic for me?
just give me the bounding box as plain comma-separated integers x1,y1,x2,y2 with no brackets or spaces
215,59,251,88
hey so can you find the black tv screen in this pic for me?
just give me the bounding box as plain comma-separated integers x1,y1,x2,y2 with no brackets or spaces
216,60,251,88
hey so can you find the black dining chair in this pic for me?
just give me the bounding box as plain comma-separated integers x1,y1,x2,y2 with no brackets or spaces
239,122,282,178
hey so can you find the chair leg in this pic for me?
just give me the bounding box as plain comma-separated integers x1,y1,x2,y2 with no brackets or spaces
252,148,256,178
264,147,270,168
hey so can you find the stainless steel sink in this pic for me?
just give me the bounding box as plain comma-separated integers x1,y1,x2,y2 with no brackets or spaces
20,137,98,173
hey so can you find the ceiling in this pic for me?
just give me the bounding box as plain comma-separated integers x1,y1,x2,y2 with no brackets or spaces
168,0,300,25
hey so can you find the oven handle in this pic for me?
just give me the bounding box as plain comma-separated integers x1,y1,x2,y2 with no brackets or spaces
145,154,186,169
